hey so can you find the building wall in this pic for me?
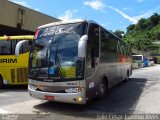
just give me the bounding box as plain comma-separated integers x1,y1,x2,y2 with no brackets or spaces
0,0,59,32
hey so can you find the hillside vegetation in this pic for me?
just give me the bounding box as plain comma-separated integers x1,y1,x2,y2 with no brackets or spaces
122,13,160,54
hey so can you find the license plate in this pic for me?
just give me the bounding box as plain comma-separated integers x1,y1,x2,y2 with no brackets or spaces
44,96,54,100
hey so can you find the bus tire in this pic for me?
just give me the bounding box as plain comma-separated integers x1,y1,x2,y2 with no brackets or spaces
97,79,107,99
124,70,129,82
0,75,3,89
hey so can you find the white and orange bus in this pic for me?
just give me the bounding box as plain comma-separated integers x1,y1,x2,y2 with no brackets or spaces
16,20,132,104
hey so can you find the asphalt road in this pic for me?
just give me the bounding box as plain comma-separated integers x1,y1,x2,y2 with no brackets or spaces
0,65,160,120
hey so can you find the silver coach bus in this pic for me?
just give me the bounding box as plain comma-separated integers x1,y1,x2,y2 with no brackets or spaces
16,20,132,104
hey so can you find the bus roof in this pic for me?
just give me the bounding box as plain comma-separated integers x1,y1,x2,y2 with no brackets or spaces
37,19,98,29
0,35,34,40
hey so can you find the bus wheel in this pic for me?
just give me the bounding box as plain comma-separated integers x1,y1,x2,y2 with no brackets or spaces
0,76,3,89
97,79,107,99
124,70,129,82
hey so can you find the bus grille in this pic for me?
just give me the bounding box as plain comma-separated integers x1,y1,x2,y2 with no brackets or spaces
17,68,28,83
11,69,16,83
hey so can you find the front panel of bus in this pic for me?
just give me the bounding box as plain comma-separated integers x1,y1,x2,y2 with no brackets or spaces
132,55,144,68
28,22,88,104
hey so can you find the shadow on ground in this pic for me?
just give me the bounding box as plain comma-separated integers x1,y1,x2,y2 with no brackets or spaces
0,85,28,92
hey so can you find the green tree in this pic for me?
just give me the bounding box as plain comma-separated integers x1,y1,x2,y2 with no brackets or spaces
136,18,147,30
126,24,135,33
123,13,160,54
114,30,124,39
155,31,160,40
150,13,160,26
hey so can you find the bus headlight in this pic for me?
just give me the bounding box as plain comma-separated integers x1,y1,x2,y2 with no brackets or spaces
65,87,84,93
28,84,36,90
77,96,83,102
73,96,83,102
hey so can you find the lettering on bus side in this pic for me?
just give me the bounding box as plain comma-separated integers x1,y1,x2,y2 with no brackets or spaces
0,59,17,63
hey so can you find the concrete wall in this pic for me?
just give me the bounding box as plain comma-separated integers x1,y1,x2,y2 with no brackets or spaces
0,0,59,32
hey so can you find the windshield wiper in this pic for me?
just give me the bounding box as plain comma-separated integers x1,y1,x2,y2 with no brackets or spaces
55,45,63,79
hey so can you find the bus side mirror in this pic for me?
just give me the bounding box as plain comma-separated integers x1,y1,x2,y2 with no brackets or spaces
78,35,88,58
15,40,28,57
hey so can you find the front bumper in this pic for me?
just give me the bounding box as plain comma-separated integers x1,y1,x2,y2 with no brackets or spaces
28,85,86,104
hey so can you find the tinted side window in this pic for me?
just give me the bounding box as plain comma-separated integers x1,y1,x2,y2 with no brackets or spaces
0,40,32,55
86,24,100,77
101,28,118,52
117,40,131,57
0,41,11,54
100,28,118,63
20,42,32,54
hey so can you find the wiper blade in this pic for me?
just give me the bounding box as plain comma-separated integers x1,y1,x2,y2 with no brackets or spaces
55,45,63,79
30,68,40,77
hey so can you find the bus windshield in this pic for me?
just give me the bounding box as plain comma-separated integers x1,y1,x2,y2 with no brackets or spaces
29,23,86,81
133,56,143,61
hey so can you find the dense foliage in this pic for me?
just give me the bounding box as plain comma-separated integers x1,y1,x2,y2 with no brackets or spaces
122,13,160,54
